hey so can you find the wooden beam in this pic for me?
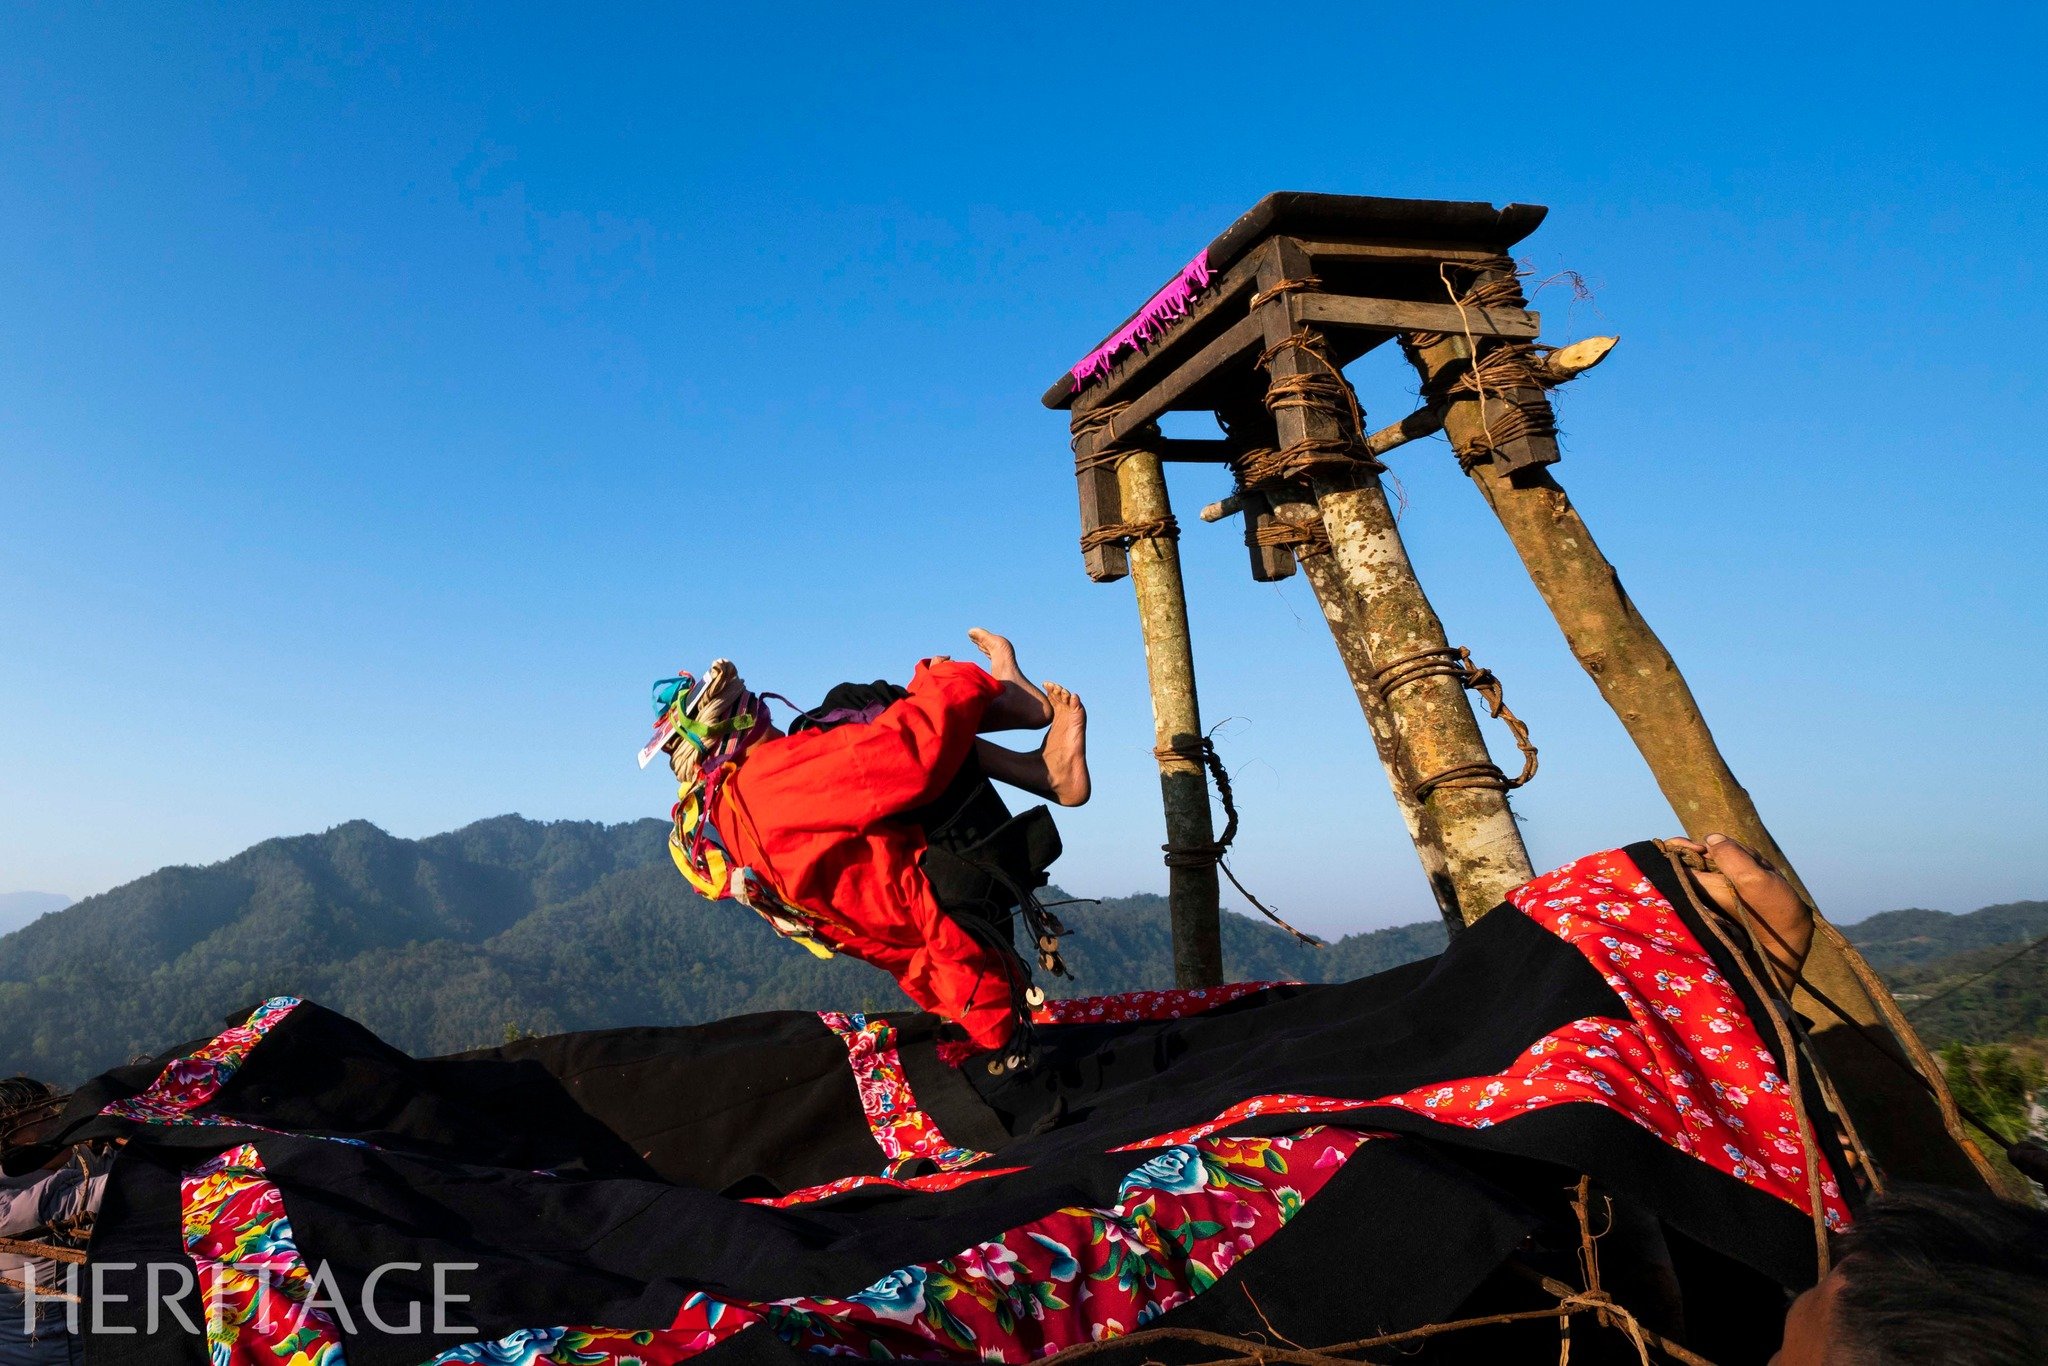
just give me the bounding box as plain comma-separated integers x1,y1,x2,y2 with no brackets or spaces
1045,249,1268,410
1239,491,1297,582
1070,416,1129,583
1364,405,1447,458
1290,292,1540,340
1537,335,1618,382
1071,310,1268,439
1288,240,1514,265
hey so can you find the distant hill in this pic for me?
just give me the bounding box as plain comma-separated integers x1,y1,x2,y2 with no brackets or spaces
0,816,1443,1081
1839,900,2048,969
0,892,72,935
12,816,2037,1082
1877,937,2048,1046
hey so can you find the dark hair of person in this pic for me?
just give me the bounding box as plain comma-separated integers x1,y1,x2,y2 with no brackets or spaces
0,1076,55,1120
1831,1184,2048,1365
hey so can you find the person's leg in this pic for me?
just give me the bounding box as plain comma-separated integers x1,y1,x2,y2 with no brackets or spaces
973,683,1089,807
968,629,1054,731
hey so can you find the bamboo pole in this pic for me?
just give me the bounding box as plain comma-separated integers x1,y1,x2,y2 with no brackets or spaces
1110,447,1226,987
1404,264,1988,1186
1255,242,1534,924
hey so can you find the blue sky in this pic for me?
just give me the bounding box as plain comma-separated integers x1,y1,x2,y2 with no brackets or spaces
2,5,2043,934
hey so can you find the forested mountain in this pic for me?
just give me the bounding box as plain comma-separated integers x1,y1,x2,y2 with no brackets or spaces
7,815,2040,1082
1836,899,2048,969
0,816,1444,1080
1834,900,2048,1046
1877,939,2048,1045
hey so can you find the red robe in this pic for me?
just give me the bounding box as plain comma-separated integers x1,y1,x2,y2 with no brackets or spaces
707,659,1018,1051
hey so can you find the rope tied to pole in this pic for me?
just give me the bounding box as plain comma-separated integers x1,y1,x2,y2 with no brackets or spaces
1405,259,1528,348
1079,515,1179,554
1258,330,1364,434
1436,341,1559,469
1251,516,1332,561
1072,445,1132,475
1246,331,1385,487
1247,274,1322,310
1433,339,1556,473
1152,734,1322,947
1370,644,1538,801
1232,440,1382,490
1404,261,1560,471
1069,401,1159,475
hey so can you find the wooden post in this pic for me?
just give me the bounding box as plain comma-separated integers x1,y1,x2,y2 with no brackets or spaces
1263,491,1463,929
1072,415,1226,987
1405,262,1990,1186
1255,240,1534,924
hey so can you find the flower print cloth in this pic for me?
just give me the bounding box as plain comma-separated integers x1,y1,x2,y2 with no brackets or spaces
73,840,1851,1366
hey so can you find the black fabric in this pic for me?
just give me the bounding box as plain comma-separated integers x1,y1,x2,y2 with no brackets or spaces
71,839,1829,1366
441,1014,879,1192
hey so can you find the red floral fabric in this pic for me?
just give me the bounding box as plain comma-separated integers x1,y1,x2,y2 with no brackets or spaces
1107,849,1847,1229
746,1166,1027,1209
821,1011,989,1175
103,997,303,1125
179,1129,1366,1366
181,1141,346,1366
1031,981,1291,1026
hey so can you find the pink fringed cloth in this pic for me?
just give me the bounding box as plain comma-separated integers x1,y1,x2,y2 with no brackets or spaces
1067,250,1212,390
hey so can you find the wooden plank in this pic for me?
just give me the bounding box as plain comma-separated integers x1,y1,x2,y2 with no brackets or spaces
1289,240,1510,265
1079,308,1270,442
1043,250,1268,410
1291,292,1539,340
1241,493,1297,582
1202,193,1547,277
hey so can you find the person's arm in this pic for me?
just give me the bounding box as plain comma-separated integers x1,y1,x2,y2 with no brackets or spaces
0,1182,46,1237
40,1163,105,1227
0,1162,103,1237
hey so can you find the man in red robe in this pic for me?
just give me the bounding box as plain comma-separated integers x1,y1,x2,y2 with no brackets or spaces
657,631,1089,1059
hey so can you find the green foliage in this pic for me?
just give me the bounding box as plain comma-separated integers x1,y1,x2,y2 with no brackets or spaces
1937,1042,2045,1145
0,816,1445,1081
1879,937,2048,1046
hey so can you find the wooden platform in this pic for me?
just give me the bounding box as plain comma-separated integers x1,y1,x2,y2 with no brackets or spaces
1043,192,1548,420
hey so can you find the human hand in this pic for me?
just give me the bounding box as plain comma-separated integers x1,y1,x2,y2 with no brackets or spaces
1666,834,1815,993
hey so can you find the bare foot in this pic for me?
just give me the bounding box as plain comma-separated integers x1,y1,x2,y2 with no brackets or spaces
1040,682,1090,807
1666,834,1814,992
968,628,1052,729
